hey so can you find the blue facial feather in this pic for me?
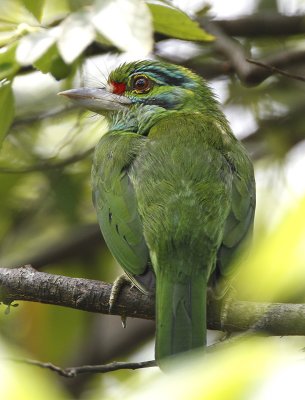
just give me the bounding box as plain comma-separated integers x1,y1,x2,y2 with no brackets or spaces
132,64,197,89
106,60,229,136
109,61,199,90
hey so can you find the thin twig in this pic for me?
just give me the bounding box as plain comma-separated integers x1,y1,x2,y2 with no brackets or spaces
246,58,305,83
199,20,305,85
203,20,253,83
5,358,157,377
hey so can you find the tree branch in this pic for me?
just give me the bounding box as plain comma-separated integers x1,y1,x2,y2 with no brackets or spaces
6,358,157,377
14,14,305,88
214,14,305,37
243,102,305,158
0,265,152,320
201,20,305,85
1,265,305,336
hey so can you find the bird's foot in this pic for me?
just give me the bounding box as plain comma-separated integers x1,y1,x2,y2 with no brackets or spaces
109,274,132,328
207,284,236,332
219,285,237,332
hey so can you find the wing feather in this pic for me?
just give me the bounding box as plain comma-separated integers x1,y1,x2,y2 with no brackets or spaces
217,144,256,276
92,132,153,293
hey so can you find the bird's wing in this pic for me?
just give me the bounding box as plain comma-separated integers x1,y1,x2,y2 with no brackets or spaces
92,132,153,294
216,143,256,279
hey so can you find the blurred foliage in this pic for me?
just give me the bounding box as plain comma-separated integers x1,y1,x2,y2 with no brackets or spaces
121,336,305,400
0,337,70,400
235,195,305,303
0,0,305,399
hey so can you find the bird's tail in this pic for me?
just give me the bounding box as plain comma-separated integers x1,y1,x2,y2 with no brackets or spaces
155,264,207,367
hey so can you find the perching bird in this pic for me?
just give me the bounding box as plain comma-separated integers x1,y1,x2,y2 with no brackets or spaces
59,60,255,367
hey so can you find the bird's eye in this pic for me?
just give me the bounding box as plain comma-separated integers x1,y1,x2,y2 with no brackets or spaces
132,75,151,93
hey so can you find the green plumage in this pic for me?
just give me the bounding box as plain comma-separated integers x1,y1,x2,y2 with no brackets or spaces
60,60,255,367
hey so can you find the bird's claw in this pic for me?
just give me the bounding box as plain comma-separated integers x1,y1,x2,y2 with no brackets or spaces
220,286,237,331
109,274,131,327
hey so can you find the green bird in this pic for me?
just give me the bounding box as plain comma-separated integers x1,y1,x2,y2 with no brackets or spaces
59,60,255,366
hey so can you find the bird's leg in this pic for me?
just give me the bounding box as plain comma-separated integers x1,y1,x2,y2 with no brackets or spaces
208,284,236,339
109,274,133,328
219,285,237,337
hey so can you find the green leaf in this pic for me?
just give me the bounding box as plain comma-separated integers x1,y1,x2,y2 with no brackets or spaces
147,2,214,41
58,11,95,64
16,26,60,66
0,0,39,46
49,55,73,80
92,0,153,56
34,44,73,79
0,81,14,148
0,27,17,47
0,0,37,25
0,42,20,80
68,0,93,11
33,43,58,73
21,0,45,22
42,0,70,25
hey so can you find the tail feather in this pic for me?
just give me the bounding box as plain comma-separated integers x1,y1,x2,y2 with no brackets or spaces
155,268,207,365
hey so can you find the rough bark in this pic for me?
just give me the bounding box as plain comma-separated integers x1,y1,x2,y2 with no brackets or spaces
1,265,305,336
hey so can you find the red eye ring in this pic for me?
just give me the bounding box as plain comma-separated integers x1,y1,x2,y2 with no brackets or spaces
132,75,151,93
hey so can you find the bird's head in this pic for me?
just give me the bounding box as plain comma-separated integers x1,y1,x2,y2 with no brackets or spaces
59,60,220,134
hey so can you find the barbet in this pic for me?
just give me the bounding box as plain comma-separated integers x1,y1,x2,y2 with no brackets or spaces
59,60,255,367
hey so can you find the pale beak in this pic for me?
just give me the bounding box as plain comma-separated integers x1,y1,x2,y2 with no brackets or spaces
58,87,131,112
